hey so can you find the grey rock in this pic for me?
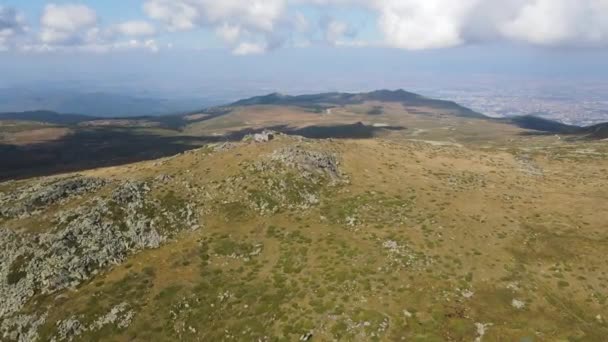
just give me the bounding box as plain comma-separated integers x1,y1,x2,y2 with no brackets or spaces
1,180,196,323
300,332,313,341
0,313,47,342
51,303,134,341
253,130,276,143
0,176,106,219
271,146,342,181
55,317,85,341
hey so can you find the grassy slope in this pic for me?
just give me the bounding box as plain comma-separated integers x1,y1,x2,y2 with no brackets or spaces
3,130,608,341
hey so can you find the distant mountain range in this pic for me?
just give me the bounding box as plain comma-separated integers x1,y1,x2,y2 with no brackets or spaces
0,110,98,125
1,89,607,139
230,89,486,119
0,88,207,118
506,114,608,139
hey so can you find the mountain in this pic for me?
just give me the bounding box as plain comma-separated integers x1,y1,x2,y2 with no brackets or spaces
506,115,585,134
230,89,486,119
0,88,206,118
4,90,603,137
0,110,97,125
585,122,608,139
1,127,607,341
2,89,607,182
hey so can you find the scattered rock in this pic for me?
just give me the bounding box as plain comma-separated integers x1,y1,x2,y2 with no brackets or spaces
154,174,173,183
254,130,276,143
516,154,544,177
52,303,134,341
299,332,313,341
91,302,134,330
55,317,85,341
511,299,526,310
211,142,237,152
461,289,475,299
0,176,107,219
271,146,342,181
0,313,47,342
1,180,197,321
474,322,492,342
243,130,277,143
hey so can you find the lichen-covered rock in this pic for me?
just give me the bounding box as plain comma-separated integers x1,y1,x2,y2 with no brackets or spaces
111,180,149,205
271,146,342,181
90,302,134,330
51,303,134,341
54,317,85,341
242,130,278,143
0,180,197,322
212,145,346,216
0,313,47,342
0,176,107,219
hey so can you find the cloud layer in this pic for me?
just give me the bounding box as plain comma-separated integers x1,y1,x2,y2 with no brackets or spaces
141,0,608,53
2,4,160,53
380,0,608,49
0,6,27,51
2,1,608,54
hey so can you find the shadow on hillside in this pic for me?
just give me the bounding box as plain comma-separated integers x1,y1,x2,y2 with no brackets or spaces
0,123,405,181
516,131,585,141
229,122,406,140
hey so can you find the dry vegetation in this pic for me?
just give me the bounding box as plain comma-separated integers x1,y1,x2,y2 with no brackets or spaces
1,100,607,341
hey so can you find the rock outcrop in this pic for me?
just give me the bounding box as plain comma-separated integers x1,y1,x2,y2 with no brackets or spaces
0,177,107,219
271,146,342,181
0,179,198,323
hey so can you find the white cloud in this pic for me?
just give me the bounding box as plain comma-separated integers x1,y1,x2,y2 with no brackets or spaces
143,0,285,31
233,41,267,55
143,0,286,52
320,17,357,45
215,23,242,43
500,0,608,47
0,6,27,50
40,4,97,45
115,21,157,37
372,0,477,50
369,0,608,49
143,1,199,31
4,0,608,54
294,12,310,32
23,3,160,53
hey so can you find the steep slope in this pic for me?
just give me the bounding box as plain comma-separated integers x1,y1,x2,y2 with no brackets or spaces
507,115,584,134
1,132,607,341
585,122,608,139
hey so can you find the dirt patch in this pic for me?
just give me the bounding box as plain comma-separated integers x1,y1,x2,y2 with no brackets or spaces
9,128,72,145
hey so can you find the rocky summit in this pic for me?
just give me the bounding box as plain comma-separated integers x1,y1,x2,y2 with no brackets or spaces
1,123,607,341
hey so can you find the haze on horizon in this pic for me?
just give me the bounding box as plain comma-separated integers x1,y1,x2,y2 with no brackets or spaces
1,1,608,123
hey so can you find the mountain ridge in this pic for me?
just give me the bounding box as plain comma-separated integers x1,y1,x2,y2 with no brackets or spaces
228,89,487,119
0,110,98,125
3,89,606,137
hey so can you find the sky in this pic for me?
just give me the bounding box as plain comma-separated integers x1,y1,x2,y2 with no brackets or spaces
1,1,608,98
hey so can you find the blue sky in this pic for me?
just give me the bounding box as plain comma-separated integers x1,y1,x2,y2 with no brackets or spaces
2,0,606,53
1,1,608,96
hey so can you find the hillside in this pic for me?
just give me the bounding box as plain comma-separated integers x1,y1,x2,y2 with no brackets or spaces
0,111,97,125
2,89,607,182
1,130,607,341
506,115,585,134
585,122,608,139
229,89,486,119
